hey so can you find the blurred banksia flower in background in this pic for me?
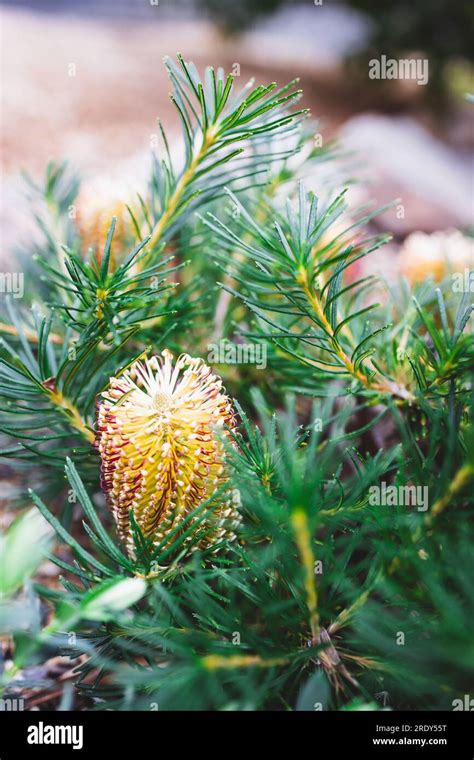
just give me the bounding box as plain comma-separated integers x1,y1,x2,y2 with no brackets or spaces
75,181,142,268
399,229,473,285
77,200,128,256
96,350,239,558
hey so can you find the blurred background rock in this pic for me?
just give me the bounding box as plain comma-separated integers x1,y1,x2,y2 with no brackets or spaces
0,0,472,263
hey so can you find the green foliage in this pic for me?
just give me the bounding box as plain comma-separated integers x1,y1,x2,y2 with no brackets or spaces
0,55,473,712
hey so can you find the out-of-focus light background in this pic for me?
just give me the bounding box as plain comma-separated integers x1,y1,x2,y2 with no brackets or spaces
0,0,473,260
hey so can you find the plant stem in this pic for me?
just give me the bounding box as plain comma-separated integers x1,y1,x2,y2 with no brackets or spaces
297,266,414,402
46,386,95,443
147,125,219,253
426,463,473,525
0,322,63,345
291,508,320,643
201,653,288,670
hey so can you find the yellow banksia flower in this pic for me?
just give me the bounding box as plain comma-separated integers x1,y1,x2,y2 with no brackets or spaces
96,350,239,559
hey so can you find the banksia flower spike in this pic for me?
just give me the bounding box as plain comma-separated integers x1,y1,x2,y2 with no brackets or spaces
96,350,239,559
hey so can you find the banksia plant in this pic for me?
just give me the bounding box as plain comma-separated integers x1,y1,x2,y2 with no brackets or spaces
0,54,472,715
96,350,238,558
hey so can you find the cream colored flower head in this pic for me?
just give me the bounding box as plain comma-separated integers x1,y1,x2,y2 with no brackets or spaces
97,350,238,558
399,229,473,284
